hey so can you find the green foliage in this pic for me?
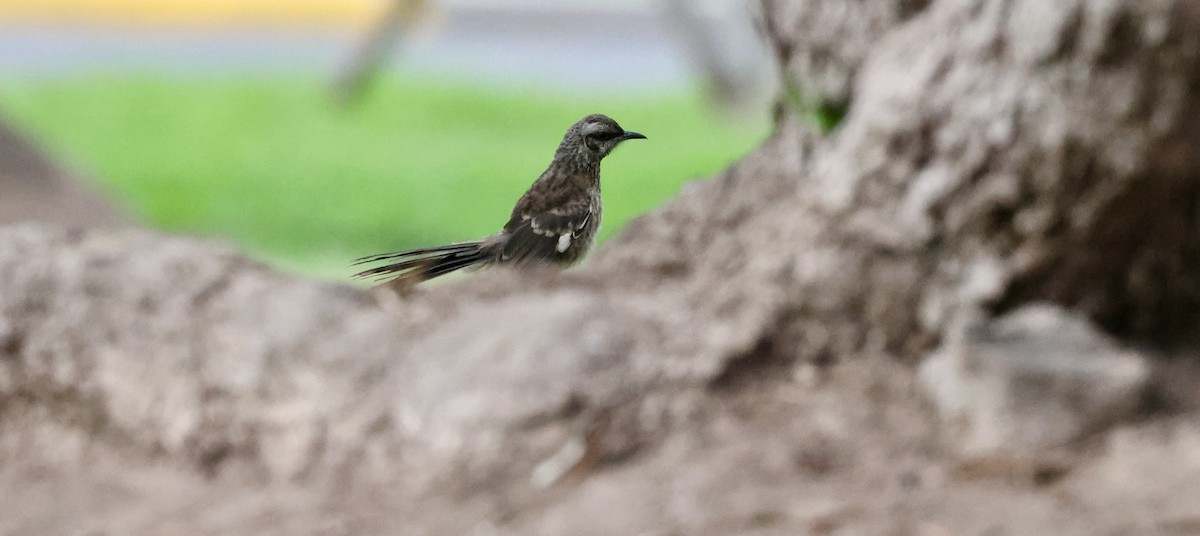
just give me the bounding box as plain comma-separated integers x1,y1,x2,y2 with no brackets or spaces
781,79,847,134
0,76,767,278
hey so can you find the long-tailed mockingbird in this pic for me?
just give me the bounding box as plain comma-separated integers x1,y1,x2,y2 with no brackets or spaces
352,114,645,287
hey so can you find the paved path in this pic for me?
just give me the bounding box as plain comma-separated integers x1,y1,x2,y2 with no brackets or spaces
0,2,770,94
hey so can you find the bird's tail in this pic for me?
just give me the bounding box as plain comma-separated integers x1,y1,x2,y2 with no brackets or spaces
352,241,489,286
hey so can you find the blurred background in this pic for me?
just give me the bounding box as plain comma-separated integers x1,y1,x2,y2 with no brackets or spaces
0,0,774,279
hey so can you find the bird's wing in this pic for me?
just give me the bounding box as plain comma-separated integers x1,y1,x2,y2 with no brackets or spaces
500,200,592,264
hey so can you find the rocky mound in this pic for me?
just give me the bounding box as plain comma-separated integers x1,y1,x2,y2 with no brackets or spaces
2,0,1199,533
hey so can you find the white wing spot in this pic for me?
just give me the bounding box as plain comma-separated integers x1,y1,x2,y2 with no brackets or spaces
556,233,572,253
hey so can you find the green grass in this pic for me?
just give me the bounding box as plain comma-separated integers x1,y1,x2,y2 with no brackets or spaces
0,75,767,278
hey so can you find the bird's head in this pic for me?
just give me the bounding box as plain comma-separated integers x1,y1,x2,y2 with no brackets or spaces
560,114,646,162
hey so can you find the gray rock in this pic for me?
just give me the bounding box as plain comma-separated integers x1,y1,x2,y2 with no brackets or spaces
920,304,1151,456
757,0,933,105
3,0,1200,533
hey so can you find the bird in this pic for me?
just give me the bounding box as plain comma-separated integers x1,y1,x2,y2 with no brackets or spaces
352,113,646,288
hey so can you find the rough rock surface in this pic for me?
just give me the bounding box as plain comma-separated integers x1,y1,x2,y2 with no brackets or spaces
757,0,934,105
920,304,1151,457
3,0,1200,533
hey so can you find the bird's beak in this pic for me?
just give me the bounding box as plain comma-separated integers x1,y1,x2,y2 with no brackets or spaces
619,131,647,141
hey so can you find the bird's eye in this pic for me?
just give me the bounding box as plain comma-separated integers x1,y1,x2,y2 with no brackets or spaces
590,130,620,142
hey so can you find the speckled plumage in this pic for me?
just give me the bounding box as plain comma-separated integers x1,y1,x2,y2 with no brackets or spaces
352,114,644,287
